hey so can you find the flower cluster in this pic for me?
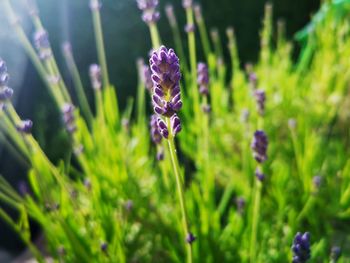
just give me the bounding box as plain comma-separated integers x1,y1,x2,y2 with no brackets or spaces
182,0,193,9
150,114,164,160
291,232,311,263
16,120,33,134
149,46,182,139
254,89,266,116
62,103,76,134
330,246,341,262
141,63,153,92
0,58,13,105
255,167,265,182
137,0,160,24
197,62,211,113
251,130,268,163
185,24,195,33
33,29,52,60
89,64,102,90
165,5,176,27
150,46,182,116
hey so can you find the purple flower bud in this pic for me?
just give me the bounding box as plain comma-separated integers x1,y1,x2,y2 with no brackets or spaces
249,73,258,89
0,58,7,74
193,4,203,22
62,41,72,56
235,197,246,214
137,0,160,24
251,130,268,163
185,23,195,33
0,87,13,101
255,167,265,181
157,117,169,139
16,119,33,134
312,175,322,189
292,232,311,263
182,0,193,9
100,242,108,252
142,65,153,92
33,29,52,60
137,0,158,10
170,113,181,136
197,62,209,95
0,59,9,87
89,0,102,11
150,114,162,144
0,75,9,88
201,104,211,114
149,46,182,117
165,5,176,27
18,181,30,196
331,246,341,262
156,147,164,161
124,200,134,211
62,103,76,134
89,64,102,90
254,89,266,116
186,232,196,244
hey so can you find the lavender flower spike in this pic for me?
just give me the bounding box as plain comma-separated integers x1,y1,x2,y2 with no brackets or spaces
182,0,193,9
33,29,52,60
170,114,181,136
0,58,13,102
197,62,209,95
291,232,311,263
150,114,162,144
251,130,268,163
16,120,33,134
62,103,76,134
149,46,182,117
142,64,153,92
137,0,160,24
89,64,102,90
157,117,169,139
254,89,266,116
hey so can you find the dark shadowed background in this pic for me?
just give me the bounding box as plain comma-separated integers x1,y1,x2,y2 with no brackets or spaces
0,0,319,256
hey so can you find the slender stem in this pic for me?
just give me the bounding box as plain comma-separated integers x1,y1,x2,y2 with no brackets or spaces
186,8,200,123
91,0,110,88
196,19,212,60
250,179,262,263
62,47,94,124
166,118,193,263
168,19,188,72
149,22,161,49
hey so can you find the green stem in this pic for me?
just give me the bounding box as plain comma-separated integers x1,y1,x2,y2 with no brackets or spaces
149,22,161,49
62,46,94,125
91,0,110,88
166,118,193,263
196,18,212,60
186,7,200,127
250,179,262,263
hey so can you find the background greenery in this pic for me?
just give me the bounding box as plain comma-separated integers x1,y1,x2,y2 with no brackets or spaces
0,0,319,255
